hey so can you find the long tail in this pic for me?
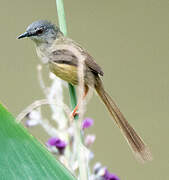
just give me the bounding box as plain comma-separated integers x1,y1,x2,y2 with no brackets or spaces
95,77,152,162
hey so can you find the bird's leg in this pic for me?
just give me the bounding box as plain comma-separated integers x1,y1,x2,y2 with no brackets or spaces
71,85,89,118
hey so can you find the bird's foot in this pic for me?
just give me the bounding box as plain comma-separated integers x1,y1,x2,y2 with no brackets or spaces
70,110,79,120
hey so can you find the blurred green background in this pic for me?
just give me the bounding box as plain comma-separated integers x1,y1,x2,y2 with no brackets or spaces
0,0,168,179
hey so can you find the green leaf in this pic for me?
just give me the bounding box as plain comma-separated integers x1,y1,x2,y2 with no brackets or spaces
0,104,76,180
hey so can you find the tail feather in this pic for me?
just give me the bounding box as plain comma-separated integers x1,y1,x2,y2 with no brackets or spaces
95,77,152,162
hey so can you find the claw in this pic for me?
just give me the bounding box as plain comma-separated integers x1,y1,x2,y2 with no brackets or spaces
70,110,79,119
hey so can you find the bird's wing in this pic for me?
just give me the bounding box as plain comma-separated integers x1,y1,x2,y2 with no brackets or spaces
51,49,78,66
50,38,104,76
82,51,104,76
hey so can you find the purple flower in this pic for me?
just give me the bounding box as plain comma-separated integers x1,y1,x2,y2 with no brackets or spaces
103,169,120,180
47,137,66,154
82,118,94,129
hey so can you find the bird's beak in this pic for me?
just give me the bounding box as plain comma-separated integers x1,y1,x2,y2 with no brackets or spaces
17,31,30,39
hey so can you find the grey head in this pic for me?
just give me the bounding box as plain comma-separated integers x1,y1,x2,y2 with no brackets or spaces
18,20,61,45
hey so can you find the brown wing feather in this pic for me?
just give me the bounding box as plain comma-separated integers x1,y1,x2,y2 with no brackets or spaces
82,51,104,76
51,49,78,66
50,37,104,76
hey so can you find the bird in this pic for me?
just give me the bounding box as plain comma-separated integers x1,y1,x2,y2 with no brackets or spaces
18,20,152,162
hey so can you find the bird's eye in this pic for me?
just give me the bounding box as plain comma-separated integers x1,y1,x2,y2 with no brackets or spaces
36,29,44,35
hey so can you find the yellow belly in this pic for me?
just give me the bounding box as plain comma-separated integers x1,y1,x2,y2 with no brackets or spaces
49,61,78,85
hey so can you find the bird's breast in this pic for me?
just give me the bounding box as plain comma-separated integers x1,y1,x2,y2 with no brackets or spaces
49,61,78,85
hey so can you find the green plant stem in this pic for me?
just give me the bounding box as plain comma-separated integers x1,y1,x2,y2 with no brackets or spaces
68,84,77,110
56,0,67,36
56,1,88,179
56,0,77,110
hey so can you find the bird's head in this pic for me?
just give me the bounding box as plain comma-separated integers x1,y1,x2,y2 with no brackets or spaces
17,20,61,45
